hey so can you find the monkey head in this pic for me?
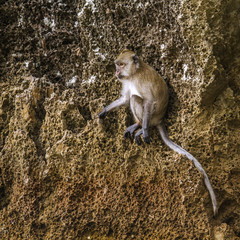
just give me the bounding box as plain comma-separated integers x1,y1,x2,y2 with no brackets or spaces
114,49,139,79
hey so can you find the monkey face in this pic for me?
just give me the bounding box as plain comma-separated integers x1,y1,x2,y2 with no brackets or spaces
114,50,139,79
115,62,127,79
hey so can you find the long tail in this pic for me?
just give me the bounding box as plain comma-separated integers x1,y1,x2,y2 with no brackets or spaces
157,123,218,216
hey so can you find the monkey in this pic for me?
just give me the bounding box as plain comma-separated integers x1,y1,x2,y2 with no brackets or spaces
98,49,218,216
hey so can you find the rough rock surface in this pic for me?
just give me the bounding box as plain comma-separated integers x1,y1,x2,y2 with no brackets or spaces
0,0,239,239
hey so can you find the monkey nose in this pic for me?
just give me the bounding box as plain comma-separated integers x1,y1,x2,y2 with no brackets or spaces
116,70,121,76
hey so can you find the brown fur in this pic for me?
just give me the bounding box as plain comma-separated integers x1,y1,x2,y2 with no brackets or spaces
114,50,168,126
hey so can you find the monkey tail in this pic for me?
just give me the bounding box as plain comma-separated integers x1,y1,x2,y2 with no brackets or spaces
157,123,218,217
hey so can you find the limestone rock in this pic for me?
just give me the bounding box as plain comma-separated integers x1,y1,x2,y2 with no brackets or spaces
0,0,239,239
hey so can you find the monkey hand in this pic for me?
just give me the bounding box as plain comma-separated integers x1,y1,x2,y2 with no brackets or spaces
98,109,107,119
143,129,151,144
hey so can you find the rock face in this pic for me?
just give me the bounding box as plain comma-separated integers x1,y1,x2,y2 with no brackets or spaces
0,0,239,239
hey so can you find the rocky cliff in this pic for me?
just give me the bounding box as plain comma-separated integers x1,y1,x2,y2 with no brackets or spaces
0,0,239,239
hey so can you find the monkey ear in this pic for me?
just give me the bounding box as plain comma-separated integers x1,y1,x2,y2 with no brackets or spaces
132,55,139,64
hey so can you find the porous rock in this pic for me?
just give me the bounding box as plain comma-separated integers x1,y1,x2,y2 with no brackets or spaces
0,0,239,239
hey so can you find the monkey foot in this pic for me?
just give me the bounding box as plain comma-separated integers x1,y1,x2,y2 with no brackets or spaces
135,129,143,145
135,128,151,145
124,123,140,140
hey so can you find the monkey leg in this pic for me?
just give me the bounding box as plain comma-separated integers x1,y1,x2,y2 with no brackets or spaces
124,123,141,140
135,128,151,145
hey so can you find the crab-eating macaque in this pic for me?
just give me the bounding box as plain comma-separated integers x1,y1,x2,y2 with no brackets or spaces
98,49,218,216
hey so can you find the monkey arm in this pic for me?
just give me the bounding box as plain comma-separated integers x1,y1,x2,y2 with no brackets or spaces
98,96,128,119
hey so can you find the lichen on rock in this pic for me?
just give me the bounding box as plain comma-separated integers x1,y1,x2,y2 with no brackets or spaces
0,0,239,239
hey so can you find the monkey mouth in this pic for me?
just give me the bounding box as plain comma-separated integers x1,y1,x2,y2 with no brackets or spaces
116,73,124,79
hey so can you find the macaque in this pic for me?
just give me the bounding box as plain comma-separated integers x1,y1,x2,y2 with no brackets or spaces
98,49,218,216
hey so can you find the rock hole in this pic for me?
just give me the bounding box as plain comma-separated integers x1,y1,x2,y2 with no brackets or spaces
78,105,92,121
28,98,47,162
63,108,86,133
